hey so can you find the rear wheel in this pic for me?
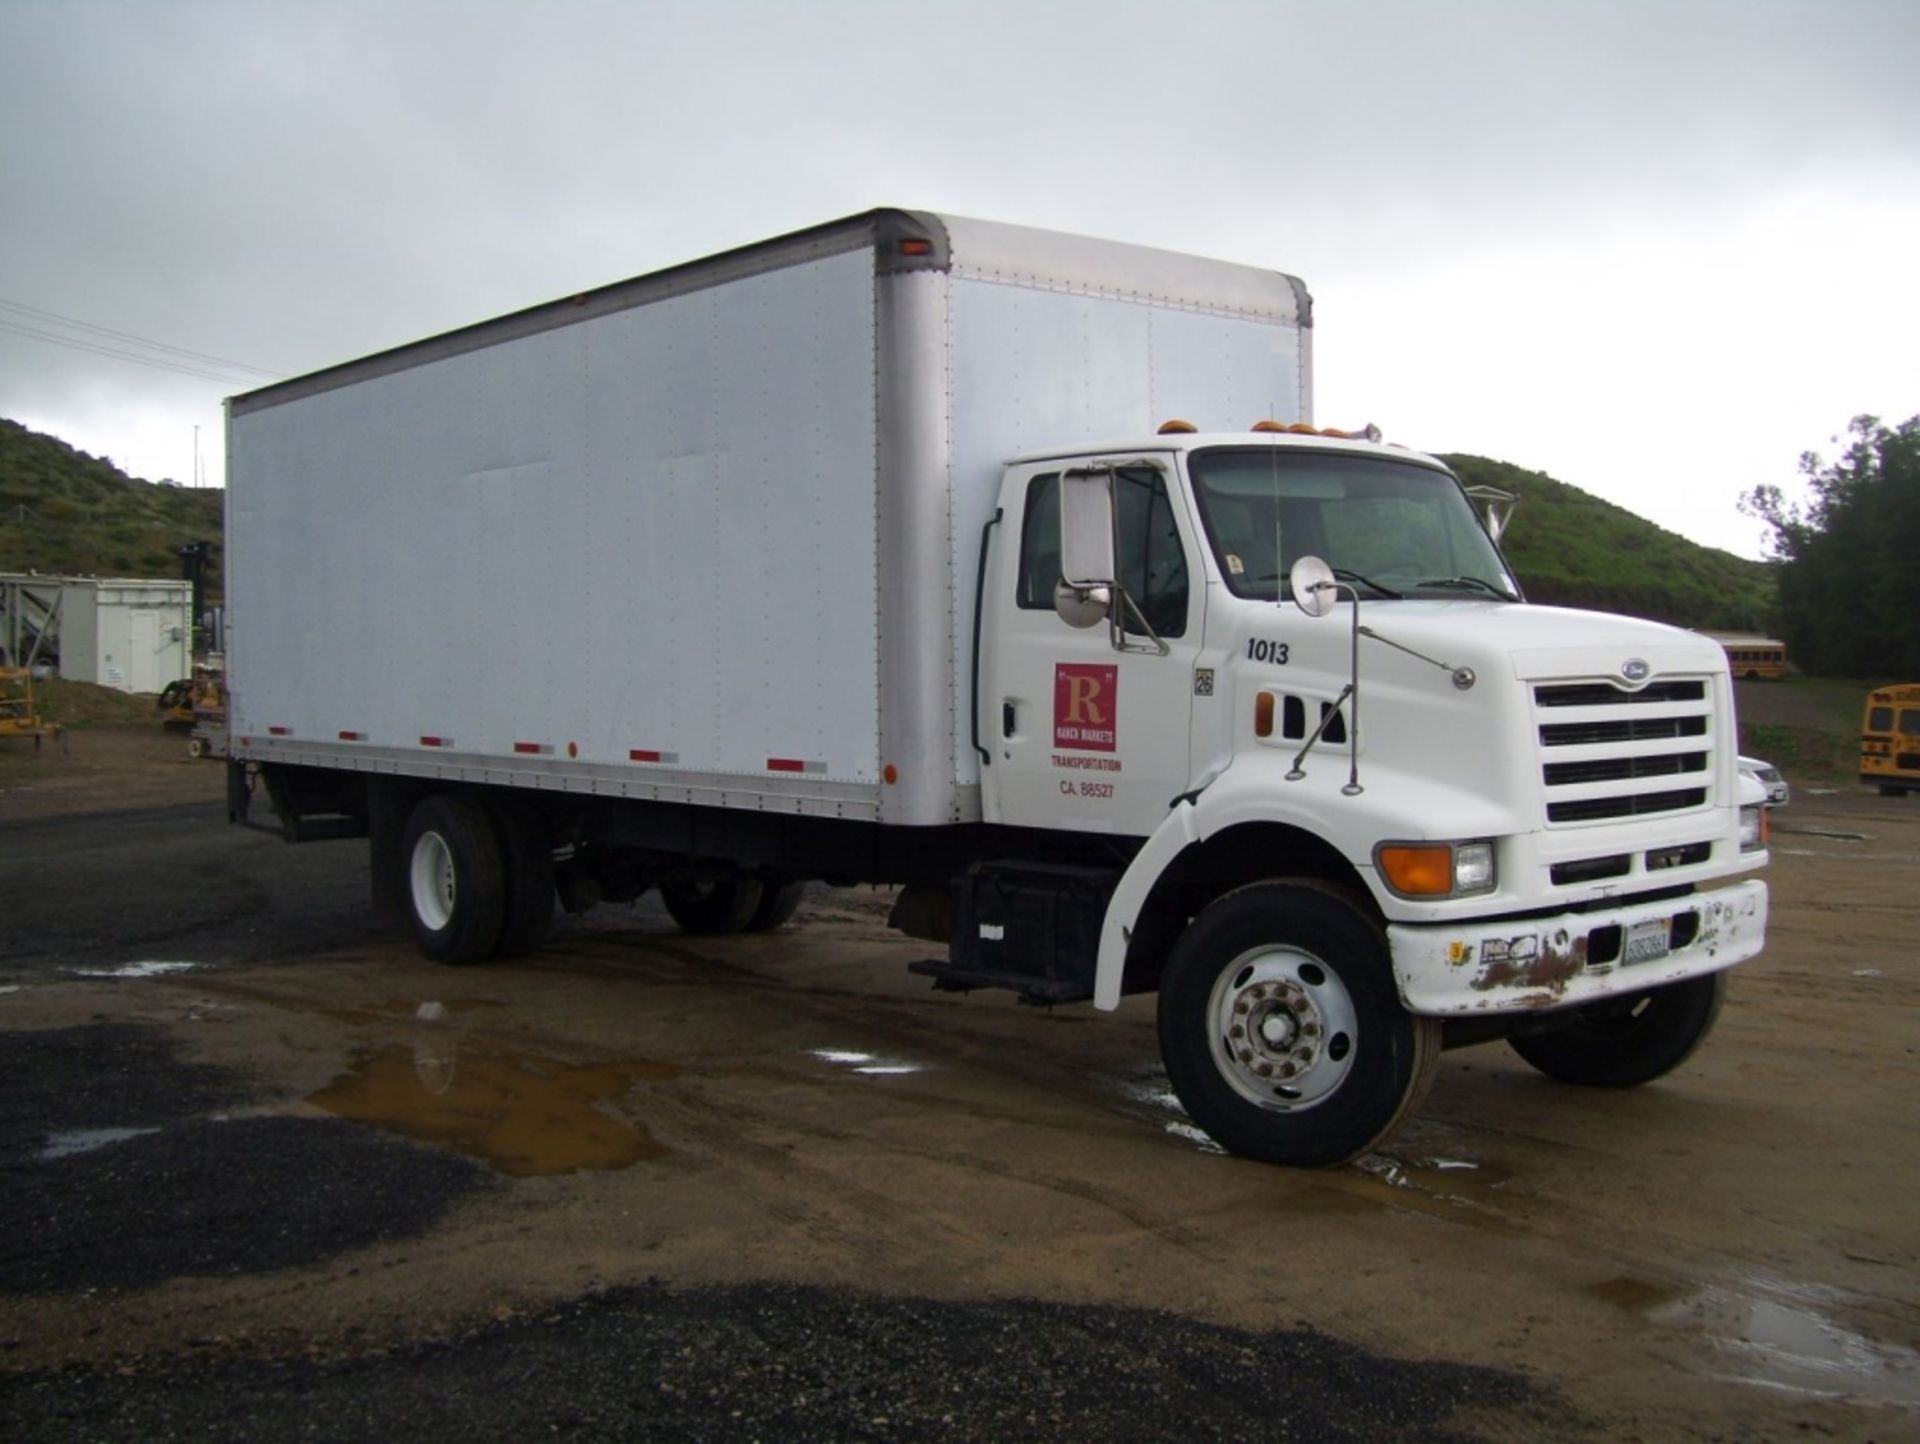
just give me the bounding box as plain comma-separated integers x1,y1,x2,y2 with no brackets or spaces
1157,882,1439,1168
746,878,807,932
1508,971,1725,1087
486,797,555,957
403,794,506,964
661,875,765,935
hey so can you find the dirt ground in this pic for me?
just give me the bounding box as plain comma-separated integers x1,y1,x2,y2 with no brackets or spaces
2,727,1917,1440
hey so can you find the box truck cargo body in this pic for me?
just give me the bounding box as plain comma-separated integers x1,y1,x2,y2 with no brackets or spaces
228,212,1306,826
228,209,1768,1166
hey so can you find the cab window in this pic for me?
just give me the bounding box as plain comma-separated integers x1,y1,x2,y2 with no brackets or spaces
1017,469,1188,639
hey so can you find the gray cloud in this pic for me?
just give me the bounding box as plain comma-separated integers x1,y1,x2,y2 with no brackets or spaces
3,0,1916,543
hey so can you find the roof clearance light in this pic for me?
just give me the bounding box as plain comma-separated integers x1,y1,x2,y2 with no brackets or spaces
1250,420,1286,433
1158,419,1198,434
899,239,933,256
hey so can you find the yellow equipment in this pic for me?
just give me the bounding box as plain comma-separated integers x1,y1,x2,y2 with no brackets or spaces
0,666,62,749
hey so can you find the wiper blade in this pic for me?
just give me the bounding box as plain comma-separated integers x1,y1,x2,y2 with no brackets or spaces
1330,568,1403,599
1413,575,1516,601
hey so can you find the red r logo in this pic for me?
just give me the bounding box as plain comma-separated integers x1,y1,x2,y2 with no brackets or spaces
1054,663,1118,751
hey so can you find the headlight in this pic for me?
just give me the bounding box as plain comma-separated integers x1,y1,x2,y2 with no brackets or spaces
1375,840,1497,898
1739,804,1767,852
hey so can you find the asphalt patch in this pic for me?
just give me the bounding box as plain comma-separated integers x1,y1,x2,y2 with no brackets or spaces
0,1024,493,1294
0,1281,1560,1441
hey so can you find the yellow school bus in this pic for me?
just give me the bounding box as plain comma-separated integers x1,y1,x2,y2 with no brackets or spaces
1715,636,1789,679
1861,684,1920,796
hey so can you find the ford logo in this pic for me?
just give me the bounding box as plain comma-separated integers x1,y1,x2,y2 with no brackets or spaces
1622,658,1650,682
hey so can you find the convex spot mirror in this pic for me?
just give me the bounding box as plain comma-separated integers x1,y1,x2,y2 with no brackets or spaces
1054,471,1118,630
1291,555,1338,618
1053,578,1112,629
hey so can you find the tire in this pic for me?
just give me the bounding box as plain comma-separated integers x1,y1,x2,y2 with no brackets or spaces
187,737,206,759
1508,970,1725,1087
1880,784,1904,798
402,794,507,964
746,878,807,932
660,876,765,935
1157,882,1440,1168
486,797,555,957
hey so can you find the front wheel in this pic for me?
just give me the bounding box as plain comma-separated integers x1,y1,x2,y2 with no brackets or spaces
1508,971,1725,1087
1157,883,1439,1168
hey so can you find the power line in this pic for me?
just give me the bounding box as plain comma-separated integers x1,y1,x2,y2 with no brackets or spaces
0,296,284,381
0,317,262,385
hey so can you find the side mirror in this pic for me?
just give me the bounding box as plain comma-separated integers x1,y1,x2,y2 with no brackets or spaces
1054,470,1119,629
1290,555,1338,618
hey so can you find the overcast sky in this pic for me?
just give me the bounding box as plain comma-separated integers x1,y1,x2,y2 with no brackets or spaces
3,0,1916,558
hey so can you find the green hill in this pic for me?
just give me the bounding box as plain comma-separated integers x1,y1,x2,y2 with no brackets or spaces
0,418,222,588
1443,454,1775,632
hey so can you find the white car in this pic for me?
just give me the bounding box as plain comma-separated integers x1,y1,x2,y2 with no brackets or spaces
1739,755,1790,807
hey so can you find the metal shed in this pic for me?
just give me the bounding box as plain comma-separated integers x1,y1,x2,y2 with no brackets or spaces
0,574,191,693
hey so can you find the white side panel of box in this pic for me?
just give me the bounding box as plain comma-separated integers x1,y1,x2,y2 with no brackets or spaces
229,248,883,796
940,278,1307,786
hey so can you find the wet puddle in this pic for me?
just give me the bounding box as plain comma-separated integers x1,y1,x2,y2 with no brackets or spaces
67,960,202,979
38,1125,163,1161
806,1047,926,1077
309,1037,677,1177
1351,1152,1514,1207
1591,1276,1920,1407
1104,1075,1229,1155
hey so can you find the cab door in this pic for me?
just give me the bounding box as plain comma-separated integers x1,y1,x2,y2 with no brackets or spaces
980,457,1206,837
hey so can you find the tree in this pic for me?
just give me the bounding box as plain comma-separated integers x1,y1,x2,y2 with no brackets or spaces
1743,415,1920,679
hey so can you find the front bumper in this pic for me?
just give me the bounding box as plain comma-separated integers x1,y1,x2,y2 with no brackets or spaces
1386,880,1768,1015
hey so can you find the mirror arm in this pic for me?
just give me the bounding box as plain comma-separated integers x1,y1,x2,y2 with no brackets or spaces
1109,589,1171,657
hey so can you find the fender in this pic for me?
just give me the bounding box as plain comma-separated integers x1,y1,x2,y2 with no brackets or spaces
1092,756,1514,1009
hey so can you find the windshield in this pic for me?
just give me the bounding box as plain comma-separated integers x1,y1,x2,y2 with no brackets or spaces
1186,447,1518,602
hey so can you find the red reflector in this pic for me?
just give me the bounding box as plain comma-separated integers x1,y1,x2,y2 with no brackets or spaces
899,238,932,256
420,736,447,747
767,757,805,773
630,749,662,762
268,725,290,736
338,731,364,741
513,742,542,755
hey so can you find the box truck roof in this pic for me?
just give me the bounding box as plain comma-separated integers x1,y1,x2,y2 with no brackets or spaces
230,209,1311,417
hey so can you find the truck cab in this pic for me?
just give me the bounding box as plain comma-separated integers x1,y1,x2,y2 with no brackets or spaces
971,426,1769,1163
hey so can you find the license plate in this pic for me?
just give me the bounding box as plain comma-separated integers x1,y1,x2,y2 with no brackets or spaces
1624,917,1672,965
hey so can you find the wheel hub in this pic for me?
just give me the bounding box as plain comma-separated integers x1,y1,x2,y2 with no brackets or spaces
1209,947,1358,1111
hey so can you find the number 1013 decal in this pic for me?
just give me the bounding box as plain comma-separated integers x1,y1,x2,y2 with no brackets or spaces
1247,638,1290,665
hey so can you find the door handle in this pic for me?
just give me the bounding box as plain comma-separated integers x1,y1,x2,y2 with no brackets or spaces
1002,701,1017,738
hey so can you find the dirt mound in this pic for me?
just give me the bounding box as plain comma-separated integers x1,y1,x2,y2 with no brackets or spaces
10,676,167,730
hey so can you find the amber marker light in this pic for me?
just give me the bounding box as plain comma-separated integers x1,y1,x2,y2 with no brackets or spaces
1253,692,1275,738
1250,419,1286,433
899,239,933,256
1376,845,1456,897
1157,419,1198,434
883,763,899,785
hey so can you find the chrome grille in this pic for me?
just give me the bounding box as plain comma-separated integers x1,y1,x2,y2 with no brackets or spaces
1534,676,1716,828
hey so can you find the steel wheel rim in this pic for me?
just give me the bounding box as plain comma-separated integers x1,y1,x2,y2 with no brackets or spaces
1207,945,1359,1111
410,830,456,932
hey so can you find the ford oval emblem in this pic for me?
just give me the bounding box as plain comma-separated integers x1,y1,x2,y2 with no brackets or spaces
1622,658,1650,683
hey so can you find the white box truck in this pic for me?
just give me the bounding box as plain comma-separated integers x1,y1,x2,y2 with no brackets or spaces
226,209,1769,1166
